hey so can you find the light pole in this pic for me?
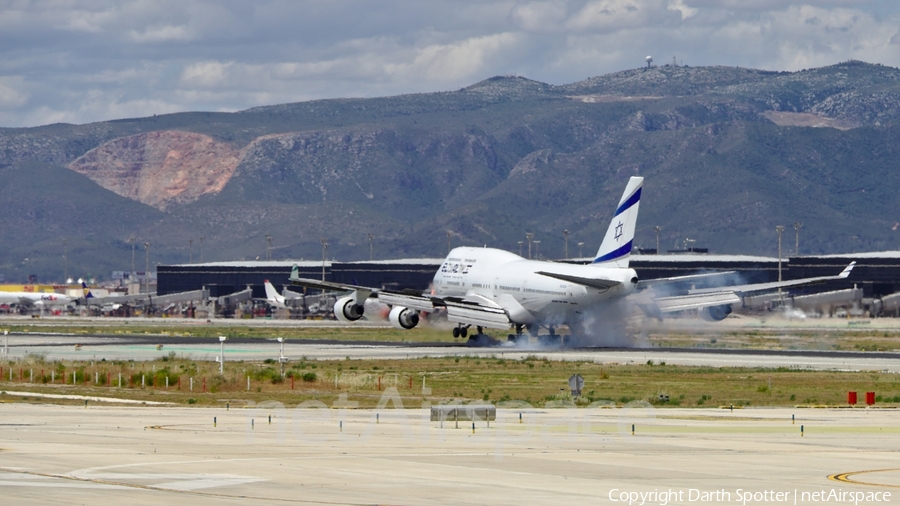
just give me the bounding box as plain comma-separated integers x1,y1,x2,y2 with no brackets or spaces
265,234,272,260
144,242,150,294
533,240,541,260
446,231,451,254
277,337,286,377
63,238,68,284
563,229,569,259
518,241,524,257
320,239,328,281
577,242,584,258
776,225,785,304
775,226,784,283
368,233,374,261
199,237,203,263
189,239,193,263
526,233,534,259
4,330,8,361
218,336,227,375
654,226,661,254
794,222,802,255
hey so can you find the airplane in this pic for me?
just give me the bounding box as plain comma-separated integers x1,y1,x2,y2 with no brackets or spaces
263,279,304,308
0,290,75,308
288,177,855,342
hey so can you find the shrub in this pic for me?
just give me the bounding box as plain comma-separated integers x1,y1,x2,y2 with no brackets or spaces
301,372,317,382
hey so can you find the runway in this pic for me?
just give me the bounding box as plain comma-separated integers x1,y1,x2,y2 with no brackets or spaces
0,403,897,505
2,331,899,372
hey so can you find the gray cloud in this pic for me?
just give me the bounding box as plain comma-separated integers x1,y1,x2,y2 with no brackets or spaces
0,0,897,127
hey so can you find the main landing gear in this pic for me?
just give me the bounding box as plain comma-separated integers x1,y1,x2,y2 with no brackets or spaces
508,324,567,346
507,324,527,343
452,324,483,339
453,325,498,346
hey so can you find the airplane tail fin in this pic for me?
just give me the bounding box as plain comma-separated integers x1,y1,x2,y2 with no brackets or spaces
593,176,643,268
82,282,94,299
838,261,856,278
263,279,282,303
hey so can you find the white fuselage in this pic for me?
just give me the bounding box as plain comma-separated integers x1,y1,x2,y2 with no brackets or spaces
0,292,73,307
432,247,637,327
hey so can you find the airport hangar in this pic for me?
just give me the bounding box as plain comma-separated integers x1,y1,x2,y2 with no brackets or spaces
156,251,900,314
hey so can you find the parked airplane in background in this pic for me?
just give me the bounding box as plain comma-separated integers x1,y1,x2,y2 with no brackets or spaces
0,290,74,308
289,177,855,342
263,280,304,308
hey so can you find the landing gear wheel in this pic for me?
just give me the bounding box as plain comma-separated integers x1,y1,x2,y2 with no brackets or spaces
460,326,468,338
452,327,460,338
476,326,483,335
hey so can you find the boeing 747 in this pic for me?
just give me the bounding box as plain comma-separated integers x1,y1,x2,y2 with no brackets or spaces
289,177,854,342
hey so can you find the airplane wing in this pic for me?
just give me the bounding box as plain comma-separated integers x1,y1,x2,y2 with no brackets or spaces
283,289,305,300
688,262,856,296
288,276,377,294
633,262,856,319
534,271,621,291
290,275,517,329
16,297,36,307
441,294,512,329
636,271,738,290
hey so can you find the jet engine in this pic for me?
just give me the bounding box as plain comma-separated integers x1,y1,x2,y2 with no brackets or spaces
700,304,732,322
334,296,365,322
388,306,419,330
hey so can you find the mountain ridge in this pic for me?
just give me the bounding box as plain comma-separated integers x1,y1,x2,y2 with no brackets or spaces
1,60,898,282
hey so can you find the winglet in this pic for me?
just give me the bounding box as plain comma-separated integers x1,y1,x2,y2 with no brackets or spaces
838,261,856,279
593,176,643,268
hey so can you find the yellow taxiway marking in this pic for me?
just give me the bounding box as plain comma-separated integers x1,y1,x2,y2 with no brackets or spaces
829,468,900,489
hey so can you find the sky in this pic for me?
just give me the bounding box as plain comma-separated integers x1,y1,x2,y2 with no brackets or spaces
1,0,899,127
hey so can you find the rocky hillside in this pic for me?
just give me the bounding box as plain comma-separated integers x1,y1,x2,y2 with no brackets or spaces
69,131,241,210
1,61,899,282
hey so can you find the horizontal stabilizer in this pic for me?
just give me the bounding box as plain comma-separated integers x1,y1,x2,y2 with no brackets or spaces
535,271,621,291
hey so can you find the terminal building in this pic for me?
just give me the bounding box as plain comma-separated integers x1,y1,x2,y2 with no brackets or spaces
157,259,445,299
157,251,900,301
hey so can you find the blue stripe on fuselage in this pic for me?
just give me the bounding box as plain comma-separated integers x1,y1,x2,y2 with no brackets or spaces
614,188,641,217
593,240,633,263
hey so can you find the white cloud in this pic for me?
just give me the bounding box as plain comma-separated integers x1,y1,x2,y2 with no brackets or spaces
180,61,234,88
567,0,680,32
408,33,521,81
128,24,195,43
0,77,29,108
668,0,697,19
0,0,898,126
510,1,569,32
